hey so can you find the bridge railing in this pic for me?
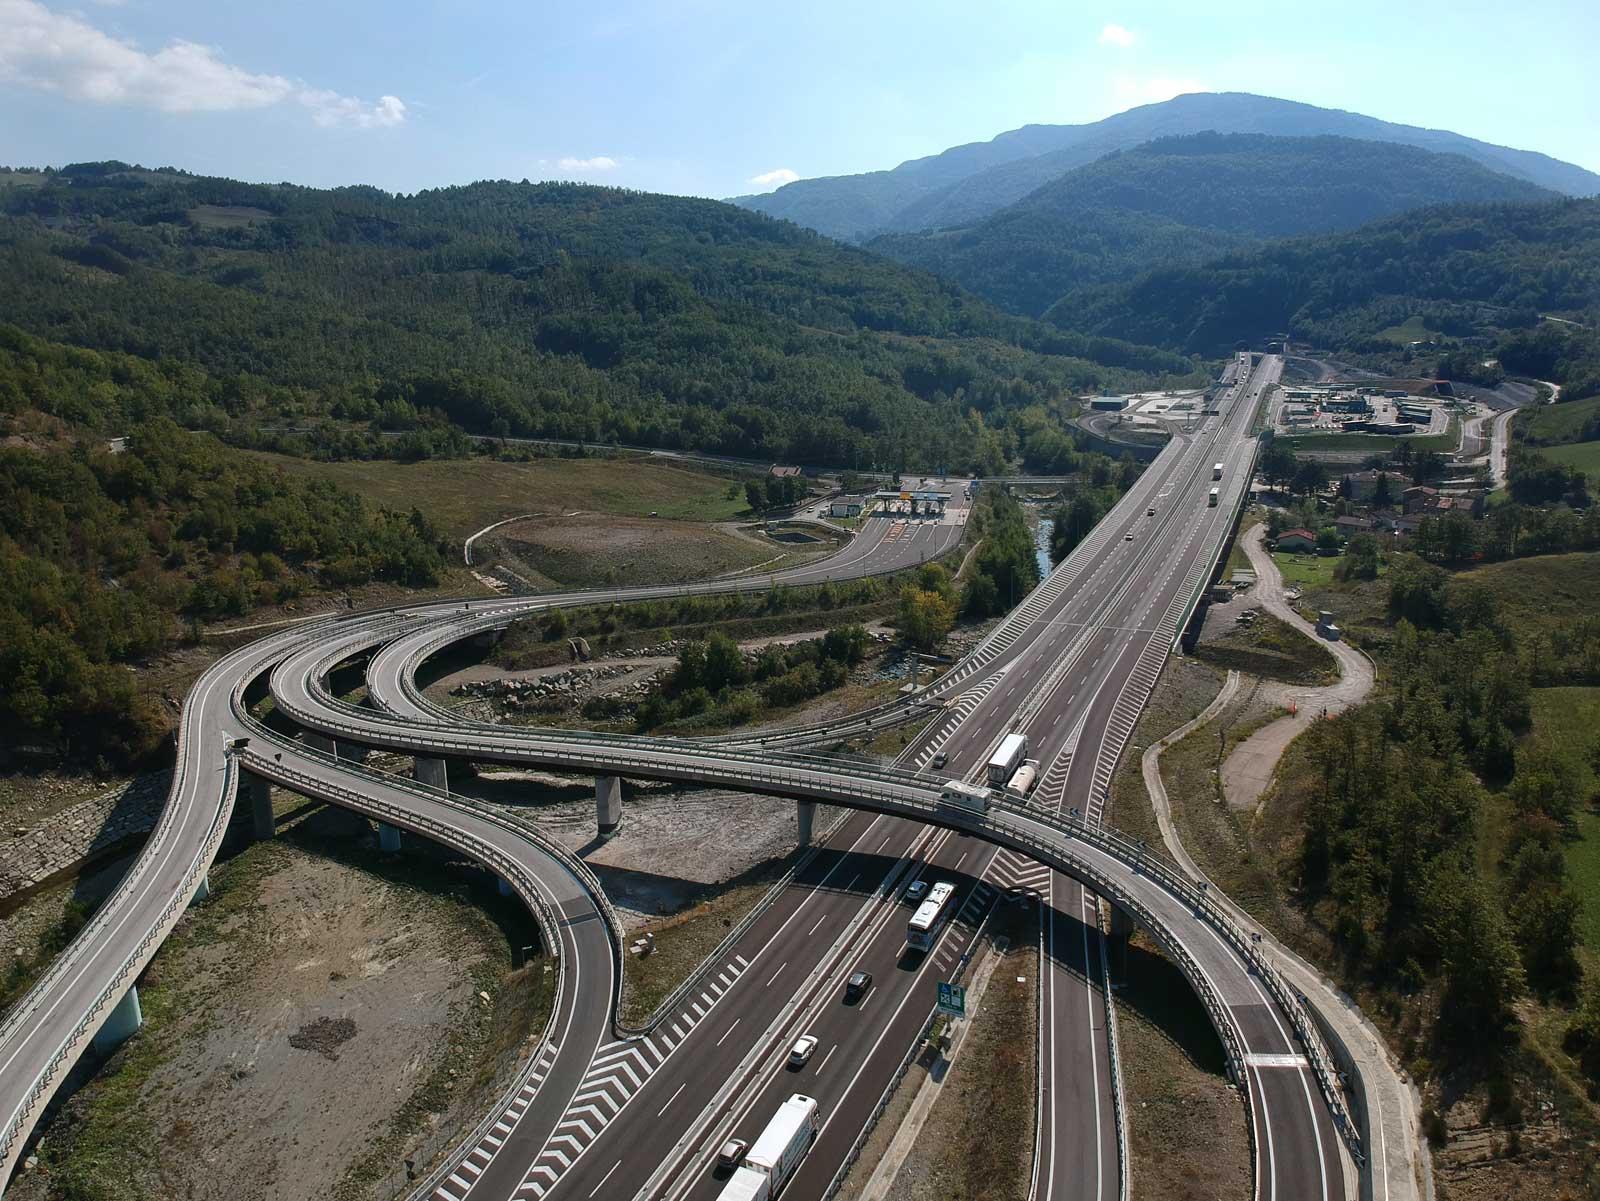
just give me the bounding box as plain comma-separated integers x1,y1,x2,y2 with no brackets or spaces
233,748,589,1201
268,667,1367,1164
0,743,236,1185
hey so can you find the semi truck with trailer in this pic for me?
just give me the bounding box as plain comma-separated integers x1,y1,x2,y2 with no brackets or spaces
717,1094,820,1201
986,732,1029,786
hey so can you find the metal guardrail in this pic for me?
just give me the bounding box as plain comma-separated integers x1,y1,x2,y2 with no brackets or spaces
233,747,583,1201
821,888,1001,1199
1098,907,1130,1201
0,750,233,1182
273,633,1365,1162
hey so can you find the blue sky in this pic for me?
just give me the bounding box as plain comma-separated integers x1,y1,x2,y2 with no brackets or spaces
2,0,1596,197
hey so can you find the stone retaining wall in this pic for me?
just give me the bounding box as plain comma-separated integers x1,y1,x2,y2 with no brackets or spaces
0,773,170,906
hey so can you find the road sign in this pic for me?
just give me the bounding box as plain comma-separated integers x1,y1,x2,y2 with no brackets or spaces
936,981,966,1018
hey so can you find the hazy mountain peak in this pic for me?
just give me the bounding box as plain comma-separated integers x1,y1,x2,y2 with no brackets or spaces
734,92,1600,242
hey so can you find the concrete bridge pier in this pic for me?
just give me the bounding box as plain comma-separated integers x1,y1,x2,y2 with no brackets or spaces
796,800,817,846
596,776,622,837
92,985,143,1056
414,756,449,792
498,876,514,898
191,873,211,905
1105,900,1138,978
378,822,402,852
304,732,337,759
245,772,275,841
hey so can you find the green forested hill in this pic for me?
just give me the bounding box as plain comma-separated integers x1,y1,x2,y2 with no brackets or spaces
1045,197,1600,392
0,326,450,767
869,134,1557,317
0,164,1196,474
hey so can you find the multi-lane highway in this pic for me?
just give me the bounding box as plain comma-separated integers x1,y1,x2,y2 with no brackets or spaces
1,353,1365,1201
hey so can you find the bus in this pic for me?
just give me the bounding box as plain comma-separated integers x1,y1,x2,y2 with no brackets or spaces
907,881,957,951
1208,487,1220,507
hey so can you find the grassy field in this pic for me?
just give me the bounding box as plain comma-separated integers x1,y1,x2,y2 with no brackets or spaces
1279,418,1460,457
1454,552,1600,642
1273,550,1340,589
487,514,808,588
1528,687,1600,951
1541,439,1600,485
244,453,749,540
1197,610,1339,685
1375,316,1449,345
1518,394,1600,444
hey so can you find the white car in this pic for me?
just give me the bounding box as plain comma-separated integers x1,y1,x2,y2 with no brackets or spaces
789,1034,819,1066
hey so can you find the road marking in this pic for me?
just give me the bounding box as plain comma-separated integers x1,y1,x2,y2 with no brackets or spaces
587,1160,621,1197
766,962,787,988
715,1018,742,1047
657,1081,687,1117
816,1043,838,1075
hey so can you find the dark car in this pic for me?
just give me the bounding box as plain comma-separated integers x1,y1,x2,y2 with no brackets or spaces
845,970,872,1001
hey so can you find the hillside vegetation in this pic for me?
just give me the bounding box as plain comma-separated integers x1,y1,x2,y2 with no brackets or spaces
1047,198,1600,397
0,328,449,769
736,92,1600,241
870,133,1555,317
0,163,1197,476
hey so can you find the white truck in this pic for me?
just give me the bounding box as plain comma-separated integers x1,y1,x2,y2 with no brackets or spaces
938,780,990,814
1005,759,1041,799
718,1095,820,1201
986,732,1029,786
1212,462,1225,481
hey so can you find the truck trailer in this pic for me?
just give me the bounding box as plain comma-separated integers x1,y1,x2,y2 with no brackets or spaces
717,1095,820,1201
986,732,1029,786
1005,759,1041,799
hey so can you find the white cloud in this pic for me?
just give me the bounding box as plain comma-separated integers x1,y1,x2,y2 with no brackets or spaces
557,155,619,172
748,167,800,187
1098,23,1137,48
747,167,799,189
300,90,407,128
1111,74,1208,107
0,0,405,127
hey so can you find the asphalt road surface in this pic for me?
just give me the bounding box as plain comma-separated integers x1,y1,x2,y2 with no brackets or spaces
0,354,1358,1201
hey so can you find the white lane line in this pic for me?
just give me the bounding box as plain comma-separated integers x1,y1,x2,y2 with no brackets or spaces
715,1018,742,1047
587,1160,621,1198
657,1081,687,1117
766,962,787,988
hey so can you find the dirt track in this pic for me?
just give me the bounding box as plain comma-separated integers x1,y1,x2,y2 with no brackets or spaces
1219,525,1375,811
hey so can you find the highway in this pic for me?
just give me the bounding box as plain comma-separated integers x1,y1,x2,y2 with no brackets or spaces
0,353,1362,1201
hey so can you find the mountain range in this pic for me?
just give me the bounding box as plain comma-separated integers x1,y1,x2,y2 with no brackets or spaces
734,92,1600,242
866,132,1559,318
